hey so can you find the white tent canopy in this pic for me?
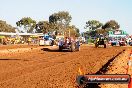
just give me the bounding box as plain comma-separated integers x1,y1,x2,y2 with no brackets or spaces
0,32,43,36
109,34,127,37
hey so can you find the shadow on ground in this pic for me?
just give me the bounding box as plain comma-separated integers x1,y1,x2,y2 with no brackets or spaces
41,48,59,52
0,58,21,61
0,58,29,61
41,48,71,52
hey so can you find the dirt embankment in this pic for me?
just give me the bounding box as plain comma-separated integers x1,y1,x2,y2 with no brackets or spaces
100,48,132,88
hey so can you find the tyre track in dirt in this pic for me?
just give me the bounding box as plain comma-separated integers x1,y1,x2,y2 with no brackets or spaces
0,46,85,82
0,51,71,82
0,46,125,88
0,47,68,72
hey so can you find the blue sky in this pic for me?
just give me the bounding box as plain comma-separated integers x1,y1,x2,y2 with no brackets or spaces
0,0,132,34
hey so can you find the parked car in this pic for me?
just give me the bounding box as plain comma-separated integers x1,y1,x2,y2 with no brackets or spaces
129,40,132,46
110,40,118,46
119,40,126,46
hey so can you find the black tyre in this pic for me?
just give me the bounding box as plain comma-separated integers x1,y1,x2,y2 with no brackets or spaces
76,41,80,51
59,45,63,51
119,43,122,46
104,44,106,48
70,42,76,52
95,43,98,48
50,40,54,46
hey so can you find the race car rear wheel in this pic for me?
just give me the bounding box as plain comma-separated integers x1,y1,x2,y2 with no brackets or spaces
59,45,63,51
104,44,106,48
70,42,76,52
95,43,98,48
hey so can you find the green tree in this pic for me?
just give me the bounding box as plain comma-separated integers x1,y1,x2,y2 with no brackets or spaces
49,11,72,33
65,25,80,37
85,20,103,31
49,11,72,25
102,20,120,30
84,20,103,37
75,28,80,37
96,29,110,37
35,21,51,33
0,20,16,33
16,17,36,33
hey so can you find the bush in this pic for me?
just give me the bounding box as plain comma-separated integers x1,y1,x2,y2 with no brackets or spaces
88,38,95,43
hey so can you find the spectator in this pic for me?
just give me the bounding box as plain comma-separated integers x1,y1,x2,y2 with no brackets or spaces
3,38,7,45
28,37,32,45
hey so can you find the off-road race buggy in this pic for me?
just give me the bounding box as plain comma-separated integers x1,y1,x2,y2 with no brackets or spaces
94,35,107,48
58,37,80,52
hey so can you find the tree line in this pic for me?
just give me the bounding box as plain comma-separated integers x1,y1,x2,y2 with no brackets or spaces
84,20,120,37
0,20,16,33
16,11,80,37
0,11,120,38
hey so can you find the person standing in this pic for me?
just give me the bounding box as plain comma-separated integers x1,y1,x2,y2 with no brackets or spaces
3,38,7,45
28,37,32,45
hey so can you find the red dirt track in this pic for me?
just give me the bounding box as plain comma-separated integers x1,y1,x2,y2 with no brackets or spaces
0,45,126,88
